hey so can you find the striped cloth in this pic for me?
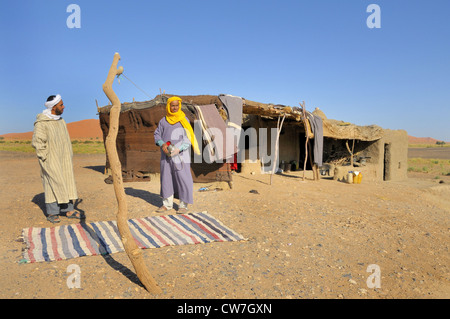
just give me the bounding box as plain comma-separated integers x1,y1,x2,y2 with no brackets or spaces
22,212,245,263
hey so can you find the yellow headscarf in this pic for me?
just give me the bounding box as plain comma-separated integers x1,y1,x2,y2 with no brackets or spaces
166,96,200,154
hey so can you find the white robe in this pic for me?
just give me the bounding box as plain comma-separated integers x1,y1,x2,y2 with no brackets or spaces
32,113,78,204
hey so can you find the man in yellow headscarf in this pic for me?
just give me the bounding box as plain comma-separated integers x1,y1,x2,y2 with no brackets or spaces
164,96,200,155
154,96,199,213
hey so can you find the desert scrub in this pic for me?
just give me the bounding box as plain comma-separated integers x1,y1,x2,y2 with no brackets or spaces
0,140,105,154
408,143,450,148
0,140,34,153
71,140,105,154
408,158,450,176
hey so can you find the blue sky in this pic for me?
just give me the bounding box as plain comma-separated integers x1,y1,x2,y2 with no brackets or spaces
1,0,449,141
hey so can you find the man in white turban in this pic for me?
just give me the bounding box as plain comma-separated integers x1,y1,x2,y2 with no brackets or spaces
32,95,81,223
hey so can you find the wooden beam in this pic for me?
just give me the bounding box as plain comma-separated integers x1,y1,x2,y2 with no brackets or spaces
243,99,301,121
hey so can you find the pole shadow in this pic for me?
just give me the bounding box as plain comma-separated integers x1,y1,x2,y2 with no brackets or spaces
79,219,144,288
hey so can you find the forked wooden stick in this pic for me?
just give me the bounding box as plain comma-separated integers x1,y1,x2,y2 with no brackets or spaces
345,139,355,167
103,52,162,294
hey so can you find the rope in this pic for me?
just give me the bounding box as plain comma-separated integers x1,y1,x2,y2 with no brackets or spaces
118,73,153,99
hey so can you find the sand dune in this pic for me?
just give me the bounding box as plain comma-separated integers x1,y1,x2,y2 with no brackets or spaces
408,136,442,144
1,119,444,144
0,119,103,140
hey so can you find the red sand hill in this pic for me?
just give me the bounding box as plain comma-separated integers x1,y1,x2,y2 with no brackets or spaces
0,120,444,145
0,119,103,140
408,136,441,144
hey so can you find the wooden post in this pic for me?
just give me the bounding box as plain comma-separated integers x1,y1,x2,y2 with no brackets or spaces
102,53,162,294
299,101,320,181
299,102,309,181
270,114,286,185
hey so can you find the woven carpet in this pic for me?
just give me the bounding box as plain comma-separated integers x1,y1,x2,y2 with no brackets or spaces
22,212,245,263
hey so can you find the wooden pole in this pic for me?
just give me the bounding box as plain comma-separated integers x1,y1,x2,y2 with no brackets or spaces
299,101,320,181
270,114,286,185
102,53,162,294
300,102,309,181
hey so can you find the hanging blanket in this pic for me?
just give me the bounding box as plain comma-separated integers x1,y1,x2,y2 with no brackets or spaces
193,104,236,163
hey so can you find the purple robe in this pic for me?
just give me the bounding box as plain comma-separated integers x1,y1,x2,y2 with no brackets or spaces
154,117,194,204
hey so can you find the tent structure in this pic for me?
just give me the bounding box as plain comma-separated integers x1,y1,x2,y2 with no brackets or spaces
98,94,234,186
97,94,408,185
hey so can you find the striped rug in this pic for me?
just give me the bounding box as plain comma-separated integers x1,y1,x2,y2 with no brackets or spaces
22,212,245,263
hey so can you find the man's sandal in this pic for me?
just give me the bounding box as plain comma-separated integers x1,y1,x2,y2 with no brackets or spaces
46,215,61,223
177,208,188,214
156,206,172,213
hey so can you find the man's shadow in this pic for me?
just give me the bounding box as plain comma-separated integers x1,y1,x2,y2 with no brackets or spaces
124,187,169,209
83,165,105,174
125,187,185,211
31,193,46,216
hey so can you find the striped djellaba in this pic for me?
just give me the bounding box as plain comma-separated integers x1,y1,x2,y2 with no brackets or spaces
31,113,78,204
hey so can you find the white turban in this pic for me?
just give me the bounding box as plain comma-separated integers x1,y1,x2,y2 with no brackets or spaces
44,94,62,110
42,94,62,120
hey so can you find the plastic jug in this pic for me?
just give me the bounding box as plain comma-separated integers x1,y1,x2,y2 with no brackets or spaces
353,171,362,184
347,172,353,184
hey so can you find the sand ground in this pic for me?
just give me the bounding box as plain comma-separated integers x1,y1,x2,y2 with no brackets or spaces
0,150,448,299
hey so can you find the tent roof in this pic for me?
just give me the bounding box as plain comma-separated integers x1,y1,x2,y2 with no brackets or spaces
98,94,384,141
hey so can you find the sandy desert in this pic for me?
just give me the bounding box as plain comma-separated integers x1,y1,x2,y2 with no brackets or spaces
0,143,448,299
